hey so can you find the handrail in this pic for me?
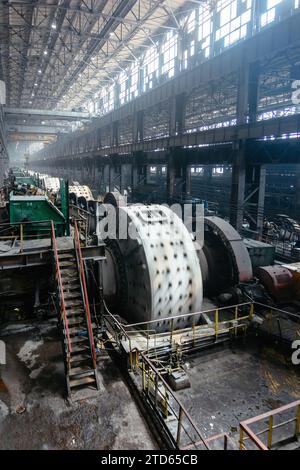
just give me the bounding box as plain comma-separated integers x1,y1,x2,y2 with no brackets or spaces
114,302,253,329
240,400,300,450
74,220,97,369
51,222,72,362
140,352,210,450
103,301,253,360
0,219,54,228
182,432,233,450
0,220,54,250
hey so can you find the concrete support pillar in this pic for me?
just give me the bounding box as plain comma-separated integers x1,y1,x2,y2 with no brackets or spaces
169,93,186,136
138,165,147,186
176,31,185,73
108,165,112,192
230,142,246,232
230,143,266,238
109,162,121,192
185,165,191,197
167,151,177,201
204,165,213,188
237,62,260,125
131,152,146,190
244,164,266,237
167,148,189,202
133,110,144,142
103,164,110,193
254,165,266,238
231,61,261,233
120,164,132,193
95,160,102,190
131,164,139,190
112,121,119,146
248,62,260,123
237,67,250,125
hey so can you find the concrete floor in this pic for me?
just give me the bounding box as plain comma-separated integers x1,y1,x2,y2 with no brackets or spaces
1,320,299,450
177,338,300,448
0,320,157,450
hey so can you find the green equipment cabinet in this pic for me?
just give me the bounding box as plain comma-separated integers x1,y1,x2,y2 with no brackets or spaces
9,194,67,238
15,176,39,187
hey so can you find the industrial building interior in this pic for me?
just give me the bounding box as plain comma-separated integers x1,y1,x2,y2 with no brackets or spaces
1,0,300,452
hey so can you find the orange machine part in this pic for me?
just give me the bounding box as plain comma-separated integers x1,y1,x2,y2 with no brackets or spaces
255,266,294,303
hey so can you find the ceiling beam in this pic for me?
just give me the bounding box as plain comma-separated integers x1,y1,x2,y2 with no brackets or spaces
8,133,57,142
4,107,90,121
6,125,68,134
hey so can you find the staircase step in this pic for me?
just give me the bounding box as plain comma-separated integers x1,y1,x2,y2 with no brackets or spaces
68,317,98,326
58,255,74,260
60,269,79,282
65,300,83,307
69,375,96,388
58,253,75,260
61,269,77,276
63,286,80,292
60,266,77,272
68,317,85,326
66,317,84,325
66,310,85,318
60,260,76,266
66,306,85,317
64,292,82,300
65,307,84,314
67,324,85,333
69,336,89,345
64,284,81,291
61,278,79,285
69,365,94,376
70,353,91,363
70,344,89,353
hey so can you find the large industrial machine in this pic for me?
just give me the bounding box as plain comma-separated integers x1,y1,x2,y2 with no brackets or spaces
2,170,299,329
0,170,71,320
91,192,294,331
1,168,300,452
100,203,203,332
5,170,70,237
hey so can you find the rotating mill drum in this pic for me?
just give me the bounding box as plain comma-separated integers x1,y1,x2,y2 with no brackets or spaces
100,204,203,332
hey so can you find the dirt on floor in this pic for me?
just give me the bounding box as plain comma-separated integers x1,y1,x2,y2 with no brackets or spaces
1,321,299,450
0,320,157,450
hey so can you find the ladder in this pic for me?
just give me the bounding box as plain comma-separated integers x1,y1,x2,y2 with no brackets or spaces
51,221,99,396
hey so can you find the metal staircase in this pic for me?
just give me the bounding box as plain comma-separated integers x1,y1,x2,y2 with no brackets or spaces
51,221,99,396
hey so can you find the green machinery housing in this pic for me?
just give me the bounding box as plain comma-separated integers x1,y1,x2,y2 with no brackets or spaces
10,168,39,188
9,179,70,237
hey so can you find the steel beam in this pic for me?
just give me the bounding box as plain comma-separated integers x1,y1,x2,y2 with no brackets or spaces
6,125,68,134
8,133,57,142
55,12,300,132
29,12,300,164
32,113,300,161
4,107,90,121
